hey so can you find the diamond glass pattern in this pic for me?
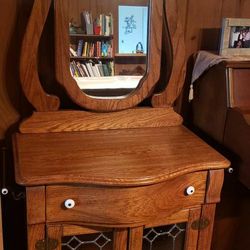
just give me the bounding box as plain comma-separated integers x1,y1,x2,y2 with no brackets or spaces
143,223,186,250
62,232,112,250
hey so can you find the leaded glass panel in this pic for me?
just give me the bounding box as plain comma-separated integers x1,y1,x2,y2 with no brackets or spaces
143,223,186,250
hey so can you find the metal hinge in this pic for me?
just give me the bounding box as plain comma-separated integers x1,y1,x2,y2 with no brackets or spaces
191,217,210,230
35,238,58,250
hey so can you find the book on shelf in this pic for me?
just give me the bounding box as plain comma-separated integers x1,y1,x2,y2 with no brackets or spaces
70,41,113,58
79,11,113,36
80,11,93,35
70,60,114,78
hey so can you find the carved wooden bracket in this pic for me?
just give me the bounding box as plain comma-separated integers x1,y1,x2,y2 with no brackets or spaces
152,0,186,107
20,0,60,111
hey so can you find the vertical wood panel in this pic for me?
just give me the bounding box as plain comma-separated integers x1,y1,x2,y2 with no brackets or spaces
128,226,143,250
113,228,128,250
184,0,223,57
0,0,20,140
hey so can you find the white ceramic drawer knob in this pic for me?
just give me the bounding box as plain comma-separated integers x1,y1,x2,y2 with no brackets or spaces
186,186,195,196
64,199,75,209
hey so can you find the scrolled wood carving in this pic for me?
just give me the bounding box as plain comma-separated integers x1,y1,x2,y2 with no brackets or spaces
151,0,186,107
20,0,60,111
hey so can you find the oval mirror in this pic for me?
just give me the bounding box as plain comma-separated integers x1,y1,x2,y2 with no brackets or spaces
55,0,163,111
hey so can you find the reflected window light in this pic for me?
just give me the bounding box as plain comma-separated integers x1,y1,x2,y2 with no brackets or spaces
118,6,148,54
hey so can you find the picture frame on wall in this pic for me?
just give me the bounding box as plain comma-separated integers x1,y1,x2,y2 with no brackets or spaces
220,18,250,56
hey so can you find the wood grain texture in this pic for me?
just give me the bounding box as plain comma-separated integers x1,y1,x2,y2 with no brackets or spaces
13,126,229,186
20,108,183,133
192,63,228,144
229,68,250,108
27,224,45,250
128,227,143,250
62,225,110,236
47,225,63,250
152,0,186,107
46,172,207,227
113,229,128,250
184,207,201,250
54,0,163,111
205,170,224,204
19,0,60,111
197,204,216,250
26,186,45,225
145,209,189,228
0,0,20,139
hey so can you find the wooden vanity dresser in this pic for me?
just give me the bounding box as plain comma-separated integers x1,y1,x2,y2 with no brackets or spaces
13,0,229,249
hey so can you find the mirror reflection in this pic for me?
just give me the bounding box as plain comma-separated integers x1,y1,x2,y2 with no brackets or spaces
68,0,149,98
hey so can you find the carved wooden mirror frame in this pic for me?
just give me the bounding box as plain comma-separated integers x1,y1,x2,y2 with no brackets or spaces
19,0,186,112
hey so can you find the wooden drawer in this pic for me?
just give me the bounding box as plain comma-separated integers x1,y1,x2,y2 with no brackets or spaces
229,68,250,108
46,172,207,227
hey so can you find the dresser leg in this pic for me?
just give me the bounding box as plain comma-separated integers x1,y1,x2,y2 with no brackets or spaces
197,204,216,250
47,225,63,250
128,226,143,250
184,207,202,250
27,224,45,250
113,228,128,250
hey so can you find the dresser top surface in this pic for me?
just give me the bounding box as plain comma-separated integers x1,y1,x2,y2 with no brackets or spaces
13,125,229,187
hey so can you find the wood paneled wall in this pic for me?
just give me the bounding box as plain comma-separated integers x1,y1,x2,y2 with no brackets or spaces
1,0,250,140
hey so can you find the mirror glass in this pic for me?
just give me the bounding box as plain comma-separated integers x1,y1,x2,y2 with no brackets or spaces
68,0,150,98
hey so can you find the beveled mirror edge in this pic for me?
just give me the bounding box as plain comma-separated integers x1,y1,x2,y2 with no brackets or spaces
54,0,163,111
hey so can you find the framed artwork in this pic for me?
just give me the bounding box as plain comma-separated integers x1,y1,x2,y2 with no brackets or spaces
220,18,250,56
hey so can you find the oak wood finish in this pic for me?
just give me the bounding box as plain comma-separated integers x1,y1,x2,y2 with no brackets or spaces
3,0,250,139
197,204,216,250
46,172,206,227
145,209,189,228
152,0,186,107
54,0,163,111
229,68,250,108
113,229,128,250
26,187,45,225
184,207,201,250
20,108,182,133
192,63,228,144
27,224,45,250
13,126,229,186
62,225,111,236
128,227,143,250
205,170,224,204
19,0,60,111
47,225,62,250
12,1,230,249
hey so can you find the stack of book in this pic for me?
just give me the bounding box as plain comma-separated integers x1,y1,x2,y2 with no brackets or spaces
70,41,113,58
81,11,113,35
70,60,114,77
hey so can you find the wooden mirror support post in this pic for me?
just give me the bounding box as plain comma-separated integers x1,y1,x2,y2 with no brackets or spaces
14,0,230,249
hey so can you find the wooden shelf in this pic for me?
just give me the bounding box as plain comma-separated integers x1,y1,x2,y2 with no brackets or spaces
115,53,147,57
70,56,114,61
69,33,113,39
